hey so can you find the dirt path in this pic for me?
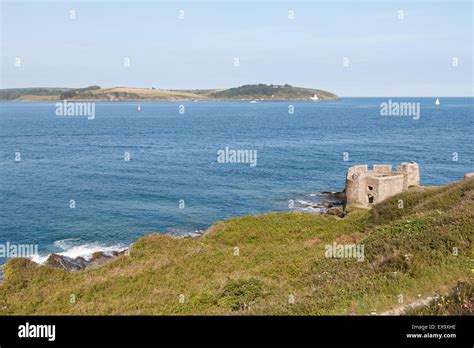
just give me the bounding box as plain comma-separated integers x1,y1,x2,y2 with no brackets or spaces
380,295,437,315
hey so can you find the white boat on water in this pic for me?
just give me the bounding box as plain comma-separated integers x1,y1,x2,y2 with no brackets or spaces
310,94,319,101
435,98,440,105
137,105,141,111
250,100,257,104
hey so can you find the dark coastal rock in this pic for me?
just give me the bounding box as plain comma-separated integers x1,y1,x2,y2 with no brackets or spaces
320,191,346,201
319,201,334,208
45,250,127,272
326,207,347,218
90,251,113,262
46,254,89,272
88,251,113,267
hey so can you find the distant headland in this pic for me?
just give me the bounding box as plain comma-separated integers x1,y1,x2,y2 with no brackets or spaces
0,84,339,102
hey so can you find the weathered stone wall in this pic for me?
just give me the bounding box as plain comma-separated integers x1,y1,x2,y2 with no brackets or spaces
345,162,420,207
374,175,405,204
364,176,381,205
373,164,392,173
397,161,420,190
345,165,368,205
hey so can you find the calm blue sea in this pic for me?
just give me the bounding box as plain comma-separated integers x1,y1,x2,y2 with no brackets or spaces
0,98,472,265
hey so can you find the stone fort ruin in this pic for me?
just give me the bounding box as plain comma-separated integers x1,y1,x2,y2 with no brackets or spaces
345,161,420,207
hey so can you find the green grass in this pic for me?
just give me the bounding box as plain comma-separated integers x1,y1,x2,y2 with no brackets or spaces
0,178,472,315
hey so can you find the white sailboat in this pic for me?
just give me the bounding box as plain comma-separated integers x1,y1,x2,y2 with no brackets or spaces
435,98,440,105
137,105,141,111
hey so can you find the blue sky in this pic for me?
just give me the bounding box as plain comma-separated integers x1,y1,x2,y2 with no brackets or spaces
0,0,472,96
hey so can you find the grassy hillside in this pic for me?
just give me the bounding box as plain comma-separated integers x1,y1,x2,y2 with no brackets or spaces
209,84,338,100
0,84,338,102
0,87,72,100
0,177,472,315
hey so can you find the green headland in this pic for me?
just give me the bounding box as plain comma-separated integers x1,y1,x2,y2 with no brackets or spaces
0,177,472,315
0,84,339,102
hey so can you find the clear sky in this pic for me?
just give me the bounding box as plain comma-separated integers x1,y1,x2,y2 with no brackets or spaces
0,0,472,96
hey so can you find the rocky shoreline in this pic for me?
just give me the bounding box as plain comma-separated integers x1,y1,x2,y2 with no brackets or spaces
36,190,347,273
44,250,128,272
297,190,347,218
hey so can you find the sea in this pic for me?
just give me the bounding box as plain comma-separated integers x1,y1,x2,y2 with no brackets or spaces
0,98,472,269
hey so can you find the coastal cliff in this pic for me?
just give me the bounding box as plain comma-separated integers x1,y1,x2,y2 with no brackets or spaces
0,176,472,315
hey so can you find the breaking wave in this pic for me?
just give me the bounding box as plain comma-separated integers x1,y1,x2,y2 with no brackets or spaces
29,238,128,265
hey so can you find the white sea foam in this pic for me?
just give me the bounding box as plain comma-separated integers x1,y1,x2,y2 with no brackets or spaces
301,206,324,213
165,228,203,238
29,254,50,264
53,238,81,250
29,239,128,265
296,199,315,206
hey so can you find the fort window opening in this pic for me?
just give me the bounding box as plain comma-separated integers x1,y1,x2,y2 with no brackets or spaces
368,186,373,191
368,195,374,204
